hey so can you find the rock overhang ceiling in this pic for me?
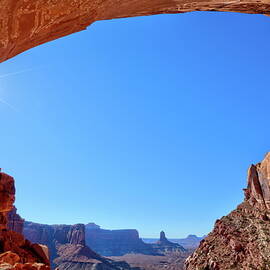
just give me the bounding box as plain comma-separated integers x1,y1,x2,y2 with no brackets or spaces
1,0,270,63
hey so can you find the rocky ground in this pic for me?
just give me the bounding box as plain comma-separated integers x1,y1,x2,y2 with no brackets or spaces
185,152,270,270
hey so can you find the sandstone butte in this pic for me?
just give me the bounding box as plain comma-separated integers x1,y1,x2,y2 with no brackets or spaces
0,171,50,270
1,0,270,63
185,152,270,270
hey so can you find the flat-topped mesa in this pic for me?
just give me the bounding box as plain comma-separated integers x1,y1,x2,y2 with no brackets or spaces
1,0,270,63
0,170,50,270
244,152,270,210
85,226,157,256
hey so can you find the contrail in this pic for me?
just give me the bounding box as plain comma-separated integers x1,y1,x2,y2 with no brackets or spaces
0,97,18,112
0,66,40,111
0,67,35,79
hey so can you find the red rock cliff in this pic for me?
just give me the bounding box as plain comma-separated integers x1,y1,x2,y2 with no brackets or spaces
0,171,50,270
185,152,270,270
1,0,270,63
7,207,24,235
23,221,138,270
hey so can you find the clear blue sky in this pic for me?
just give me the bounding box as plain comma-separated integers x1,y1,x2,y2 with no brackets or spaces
0,11,270,238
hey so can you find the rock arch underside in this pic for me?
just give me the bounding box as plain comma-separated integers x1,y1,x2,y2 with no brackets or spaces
1,0,270,63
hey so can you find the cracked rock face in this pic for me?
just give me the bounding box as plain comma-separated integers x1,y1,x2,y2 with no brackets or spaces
7,207,24,235
1,0,270,63
185,153,270,270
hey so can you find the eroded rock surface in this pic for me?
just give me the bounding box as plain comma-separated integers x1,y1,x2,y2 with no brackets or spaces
85,225,157,256
24,221,141,270
0,171,50,270
1,0,270,63
152,231,186,253
7,207,24,235
185,152,270,270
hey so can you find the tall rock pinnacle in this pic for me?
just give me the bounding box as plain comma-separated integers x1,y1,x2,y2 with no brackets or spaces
160,231,167,242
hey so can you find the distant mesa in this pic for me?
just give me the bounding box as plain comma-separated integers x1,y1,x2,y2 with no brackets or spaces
86,223,101,230
23,221,139,270
85,225,159,256
0,170,140,270
143,234,204,249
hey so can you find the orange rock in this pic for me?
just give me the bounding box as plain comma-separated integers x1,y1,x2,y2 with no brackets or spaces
0,251,20,265
0,263,13,269
1,0,270,63
0,171,51,269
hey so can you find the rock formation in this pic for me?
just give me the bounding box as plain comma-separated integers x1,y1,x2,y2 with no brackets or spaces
152,231,186,253
185,152,270,270
24,221,141,270
1,0,270,63
109,232,190,270
170,235,204,250
85,225,158,256
7,207,24,235
24,222,86,265
0,170,50,270
143,235,204,250
159,231,167,242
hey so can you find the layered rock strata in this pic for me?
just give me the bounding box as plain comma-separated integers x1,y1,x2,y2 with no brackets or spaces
7,207,24,235
185,152,270,270
152,231,186,253
1,0,270,63
0,171,50,270
85,225,158,256
143,235,204,250
24,222,141,270
24,222,86,266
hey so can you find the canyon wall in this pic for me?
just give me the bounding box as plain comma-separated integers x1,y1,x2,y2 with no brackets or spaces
24,222,86,264
86,226,185,256
185,152,270,270
24,222,86,246
85,225,157,256
1,0,270,63
23,222,141,270
0,171,50,270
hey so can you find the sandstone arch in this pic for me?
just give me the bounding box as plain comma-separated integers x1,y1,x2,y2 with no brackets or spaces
1,0,270,63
